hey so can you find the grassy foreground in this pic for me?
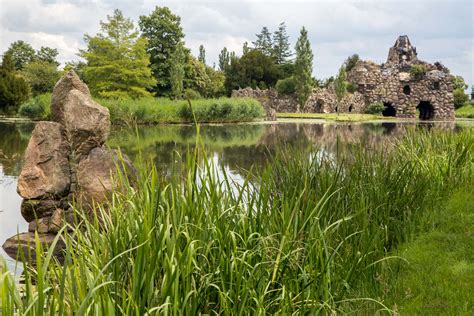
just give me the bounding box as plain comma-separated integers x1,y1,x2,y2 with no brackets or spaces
1,129,472,314
383,184,474,315
277,112,386,122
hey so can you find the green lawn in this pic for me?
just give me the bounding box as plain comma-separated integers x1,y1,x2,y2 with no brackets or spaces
385,185,474,315
277,112,387,122
456,104,474,118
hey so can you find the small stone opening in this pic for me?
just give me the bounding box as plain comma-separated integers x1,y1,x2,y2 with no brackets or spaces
403,85,411,95
335,106,338,112
316,100,324,111
417,101,435,120
348,105,353,112
432,82,440,90
382,102,396,117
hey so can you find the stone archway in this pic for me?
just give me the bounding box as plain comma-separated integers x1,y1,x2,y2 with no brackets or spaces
382,102,396,117
348,105,353,112
417,101,435,120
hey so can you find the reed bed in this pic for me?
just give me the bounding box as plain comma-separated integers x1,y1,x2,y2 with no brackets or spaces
1,129,472,315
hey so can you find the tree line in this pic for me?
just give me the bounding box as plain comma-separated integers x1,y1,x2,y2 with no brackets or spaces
1,6,470,115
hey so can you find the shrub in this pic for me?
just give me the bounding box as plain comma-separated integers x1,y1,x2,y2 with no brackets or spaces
183,89,202,100
410,64,427,80
453,88,469,109
364,101,385,114
18,93,51,119
347,82,358,93
275,76,296,95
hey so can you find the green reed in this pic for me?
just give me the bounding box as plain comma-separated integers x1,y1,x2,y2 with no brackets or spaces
1,129,472,315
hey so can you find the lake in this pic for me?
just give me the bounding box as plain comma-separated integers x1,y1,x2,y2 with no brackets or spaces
0,119,471,271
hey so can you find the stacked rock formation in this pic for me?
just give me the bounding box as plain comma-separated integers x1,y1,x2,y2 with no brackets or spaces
2,71,136,261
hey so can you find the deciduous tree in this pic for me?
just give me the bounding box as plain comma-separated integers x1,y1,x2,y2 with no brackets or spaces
139,6,185,95
0,53,30,112
5,41,35,70
81,9,156,99
198,44,206,64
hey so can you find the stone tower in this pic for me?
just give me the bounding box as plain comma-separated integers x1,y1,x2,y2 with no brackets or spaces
386,35,418,64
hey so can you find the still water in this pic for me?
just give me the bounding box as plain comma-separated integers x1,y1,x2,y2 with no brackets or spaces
0,119,471,270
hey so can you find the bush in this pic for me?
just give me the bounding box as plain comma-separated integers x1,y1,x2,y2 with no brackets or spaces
18,93,51,119
410,64,427,80
455,102,474,118
275,76,296,95
453,88,469,109
347,82,358,93
183,89,202,100
364,101,385,114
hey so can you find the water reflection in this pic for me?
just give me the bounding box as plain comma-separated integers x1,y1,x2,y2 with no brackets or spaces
0,119,469,268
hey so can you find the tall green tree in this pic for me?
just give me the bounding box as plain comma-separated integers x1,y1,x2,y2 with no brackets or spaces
139,6,185,95
5,41,36,70
272,22,292,64
334,65,347,104
198,44,206,65
253,27,273,57
218,47,230,71
169,43,185,99
81,9,156,99
21,60,60,95
294,27,314,106
0,53,30,113
36,47,59,66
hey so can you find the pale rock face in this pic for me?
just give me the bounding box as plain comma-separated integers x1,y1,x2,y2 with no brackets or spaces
76,147,136,209
17,122,71,200
59,89,110,156
51,71,110,157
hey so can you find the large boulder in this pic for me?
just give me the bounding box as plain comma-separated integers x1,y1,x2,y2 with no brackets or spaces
76,147,136,209
2,232,65,263
17,122,71,200
21,198,64,222
51,71,110,157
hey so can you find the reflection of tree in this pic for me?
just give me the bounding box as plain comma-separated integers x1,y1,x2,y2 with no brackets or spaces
0,122,34,177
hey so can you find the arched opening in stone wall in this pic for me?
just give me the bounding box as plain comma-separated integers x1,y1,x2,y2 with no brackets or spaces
403,85,411,95
316,100,324,112
417,101,435,120
335,106,338,112
348,105,353,112
382,102,396,117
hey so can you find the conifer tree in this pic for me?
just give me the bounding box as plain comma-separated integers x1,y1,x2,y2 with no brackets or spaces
253,27,273,57
334,65,347,105
218,47,230,71
272,22,292,64
81,9,156,99
198,44,206,65
294,27,314,106
242,41,250,55
169,43,185,98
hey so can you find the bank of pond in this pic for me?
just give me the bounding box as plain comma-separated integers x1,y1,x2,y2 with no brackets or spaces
12,93,474,124
0,120,472,314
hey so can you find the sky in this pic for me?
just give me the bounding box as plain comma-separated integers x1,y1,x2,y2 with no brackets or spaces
1,0,473,88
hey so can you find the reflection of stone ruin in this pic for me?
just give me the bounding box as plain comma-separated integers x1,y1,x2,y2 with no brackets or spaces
233,35,455,120
2,71,135,261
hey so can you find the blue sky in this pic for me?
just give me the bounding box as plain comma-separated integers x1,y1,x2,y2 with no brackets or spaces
1,0,472,87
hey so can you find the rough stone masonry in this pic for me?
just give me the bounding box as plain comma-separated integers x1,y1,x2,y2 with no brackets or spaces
2,71,136,261
233,35,455,120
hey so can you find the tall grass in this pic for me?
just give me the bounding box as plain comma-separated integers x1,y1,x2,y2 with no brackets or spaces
100,97,264,125
1,129,472,314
